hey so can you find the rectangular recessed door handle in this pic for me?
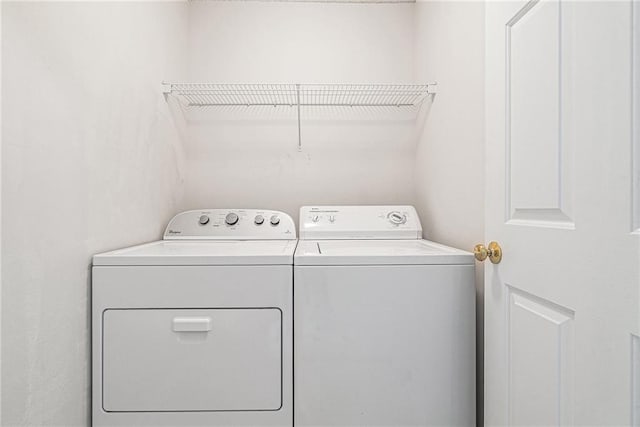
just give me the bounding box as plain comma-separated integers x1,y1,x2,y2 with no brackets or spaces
172,317,212,332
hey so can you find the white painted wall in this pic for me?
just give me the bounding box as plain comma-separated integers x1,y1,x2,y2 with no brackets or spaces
0,1,487,424
182,2,417,221
412,0,485,423
1,2,187,424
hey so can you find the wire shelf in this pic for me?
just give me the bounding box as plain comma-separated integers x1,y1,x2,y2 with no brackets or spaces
299,84,432,107
164,83,435,108
166,83,298,107
162,82,437,149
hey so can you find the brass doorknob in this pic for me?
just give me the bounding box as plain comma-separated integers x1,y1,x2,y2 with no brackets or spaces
473,241,502,264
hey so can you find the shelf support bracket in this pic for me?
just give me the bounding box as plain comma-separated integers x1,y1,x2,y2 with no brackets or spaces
161,82,173,101
296,84,302,151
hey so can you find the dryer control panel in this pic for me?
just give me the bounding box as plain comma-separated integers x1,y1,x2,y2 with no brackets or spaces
164,209,296,240
299,205,422,240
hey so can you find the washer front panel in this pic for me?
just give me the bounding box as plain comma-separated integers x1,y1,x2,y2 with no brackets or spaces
294,264,475,426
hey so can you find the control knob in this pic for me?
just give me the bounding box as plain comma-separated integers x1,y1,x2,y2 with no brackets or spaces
225,212,239,226
387,211,407,225
270,215,280,226
254,215,265,225
198,215,210,225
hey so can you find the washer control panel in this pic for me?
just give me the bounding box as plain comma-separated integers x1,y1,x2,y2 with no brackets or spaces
164,209,296,240
299,205,422,240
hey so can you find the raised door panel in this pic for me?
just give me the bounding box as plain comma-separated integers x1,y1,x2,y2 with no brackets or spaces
507,288,574,426
633,335,640,426
506,0,573,228
633,0,640,233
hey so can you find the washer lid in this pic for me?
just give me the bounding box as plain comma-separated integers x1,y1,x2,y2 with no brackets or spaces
93,240,297,266
294,239,473,265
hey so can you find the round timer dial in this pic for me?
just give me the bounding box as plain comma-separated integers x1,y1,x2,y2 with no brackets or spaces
387,211,407,225
225,212,239,226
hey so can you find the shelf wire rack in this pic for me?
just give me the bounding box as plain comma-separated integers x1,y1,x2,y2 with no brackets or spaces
165,83,298,107
299,84,433,107
162,82,437,148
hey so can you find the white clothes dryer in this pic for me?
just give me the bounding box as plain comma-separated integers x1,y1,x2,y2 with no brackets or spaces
294,205,475,427
92,209,296,427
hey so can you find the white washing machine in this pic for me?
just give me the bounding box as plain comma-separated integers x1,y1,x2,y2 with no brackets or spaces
294,205,475,427
92,209,296,427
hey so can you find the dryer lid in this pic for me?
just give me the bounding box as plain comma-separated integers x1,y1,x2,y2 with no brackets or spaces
294,239,473,265
93,240,297,266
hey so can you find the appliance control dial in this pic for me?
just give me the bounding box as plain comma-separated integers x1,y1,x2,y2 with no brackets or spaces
270,215,280,226
329,215,336,223
254,215,265,225
225,212,239,226
198,215,210,225
312,215,320,223
387,211,407,225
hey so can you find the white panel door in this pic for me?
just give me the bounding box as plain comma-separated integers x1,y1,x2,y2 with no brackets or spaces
485,1,640,425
